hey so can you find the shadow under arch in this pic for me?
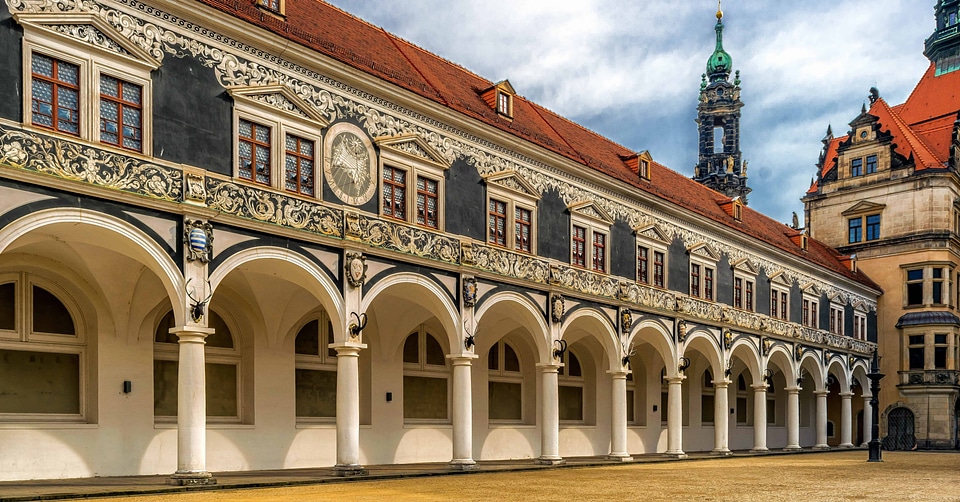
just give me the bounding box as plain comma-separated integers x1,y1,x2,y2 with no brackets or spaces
799,352,826,392
561,307,620,371
209,246,345,343
729,338,761,382
0,208,185,324
826,357,851,394
765,345,797,384
682,328,723,377
361,271,460,354
851,361,871,398
475,290,550,362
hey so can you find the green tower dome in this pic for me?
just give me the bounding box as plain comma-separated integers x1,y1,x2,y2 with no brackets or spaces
706,8,732,80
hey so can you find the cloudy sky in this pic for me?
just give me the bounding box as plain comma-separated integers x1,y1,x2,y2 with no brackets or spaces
325,0,934,225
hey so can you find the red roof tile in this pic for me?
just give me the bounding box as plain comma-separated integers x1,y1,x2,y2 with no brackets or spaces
192,0,878,289
869,98,942,170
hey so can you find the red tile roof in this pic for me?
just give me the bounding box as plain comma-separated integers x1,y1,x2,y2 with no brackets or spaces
193,0,878,289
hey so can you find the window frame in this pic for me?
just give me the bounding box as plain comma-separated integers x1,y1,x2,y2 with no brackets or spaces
829,302,844,336
487,340,524,423
376,136,449,231
484,178,539,255
557,348,585,424
853,309,867,341
293,310,338,423
0,272,87,423
401,324,451,424
20,22,158,156
903,263,954,308
865,214,881,241
850,157,863,177
636,227,669,289
569,204,613,274
801,287,820,329
848,217,862,244
731,260,757,312
688,245,719,301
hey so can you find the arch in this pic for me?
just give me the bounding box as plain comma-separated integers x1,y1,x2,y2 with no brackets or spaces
799,352,825,392
624,318,675,376
681,328,723,377
560,307,620,371
0,208,184,324
475,290,550,361
209,246,344,341
825,358,850,393
729,338,762,382
851,361,871,398
362,271,460,354
765,345,797,386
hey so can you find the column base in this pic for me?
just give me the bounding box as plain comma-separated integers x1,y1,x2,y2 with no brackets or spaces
812,445,831,450
333,464,368,477
606,453,633,462
783,445,802,452
749,447,769,454
535,456,565,465
449,459,478,471
663,451,688,459
838,443,854,449
168,471,217,486
710,449,732,456
860,442,869,448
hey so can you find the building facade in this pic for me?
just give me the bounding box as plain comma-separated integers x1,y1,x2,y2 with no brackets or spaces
0,0,877,482
804,0,960,450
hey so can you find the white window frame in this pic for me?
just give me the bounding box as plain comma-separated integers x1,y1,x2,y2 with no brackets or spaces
769,272,791,322
635,226,669,288
230,89,324,197
376,137,449,231
19,16,159,156
153,307,243,424
731,260,757,312
801,287,820,329
558,348,585,424
402,324,451,424
853,308,867,341
569,203,613,274
0,272,86,423
688,244,719,301
485,181,538,254
487,339,524,424
829,302,844,336
294,310,337,423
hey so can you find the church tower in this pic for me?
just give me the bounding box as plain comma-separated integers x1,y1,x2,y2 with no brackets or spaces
693,3,751,202
925,0,960,75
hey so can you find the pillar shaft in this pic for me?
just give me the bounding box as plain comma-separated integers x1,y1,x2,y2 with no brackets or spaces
169,326,216,485
712,380,730,455
450,355,477,468
785,387,801,451
665,376,686,457
333,344,366,474
839,392,854,448
751,384,768,452
814,390,830,449
608,371,631,460
861,395,873,446
536,364,563,464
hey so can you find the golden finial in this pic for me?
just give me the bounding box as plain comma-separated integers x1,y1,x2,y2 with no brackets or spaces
716,0,723,20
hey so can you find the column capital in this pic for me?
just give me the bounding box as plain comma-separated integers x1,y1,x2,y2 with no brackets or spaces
711,379,731,389
447,354,479,365
814,390,830,397
785,386,801,394
537,363,562,372
839,392,855,398
606,369,631,378
665,375,686,384
170,326,215,344
330,343,367,357
750,383,768,392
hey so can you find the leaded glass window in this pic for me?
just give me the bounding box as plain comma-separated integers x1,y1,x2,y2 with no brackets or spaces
238,119,271,185
383,165,407,220
285,134,314,196
416,175,438,228
31,54,79,135
99,75,142,151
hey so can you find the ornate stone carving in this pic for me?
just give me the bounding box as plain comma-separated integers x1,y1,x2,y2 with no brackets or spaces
721,306,763,331
619,308,632,335
357,214,460,264
250,92,310,119
184,219,213,263
0,126,182,201
184,172,206,203
462,277,477,308
723,329,733,350
549,264,619,299
345,252,367,288
206,179,342,238
469,243,549,284
761,337,772,357
795,343,803,361
550,293,565,323
52,24,130,55
676,319,687,343
344,211,361,240
460,240,475,266
676,296,723,322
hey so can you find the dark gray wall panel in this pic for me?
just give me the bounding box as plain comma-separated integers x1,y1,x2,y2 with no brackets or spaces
153,55,232,174
867,311,877,343
667,237,688,293
0,7,22,122
610,221,635,279
755,268,770,315
537,189,569,262
790,282,803,323
715,256,732,305
445,156,484,240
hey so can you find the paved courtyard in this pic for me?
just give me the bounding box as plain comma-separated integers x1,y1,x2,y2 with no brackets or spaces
4,450,957,502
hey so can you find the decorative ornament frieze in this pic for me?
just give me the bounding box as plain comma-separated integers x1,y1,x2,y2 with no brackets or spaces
676,296,723,322
0,126,182,201
52,23,130,55
468,243,549,284
549,264,619,299
356,214,460,265
206,178,342,238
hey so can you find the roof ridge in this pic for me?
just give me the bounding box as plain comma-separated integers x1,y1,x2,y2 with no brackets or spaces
383,28,448,106
523,98,637,155
873,98,941,168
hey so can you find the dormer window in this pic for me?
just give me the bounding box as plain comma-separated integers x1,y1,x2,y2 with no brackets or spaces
639,160,649,180
481,80,516,119
497,92,510,116
719,197,743,222
256,0,283,14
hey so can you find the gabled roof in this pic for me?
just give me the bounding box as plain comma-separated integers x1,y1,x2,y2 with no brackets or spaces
191,0,879,290
869,98,941,170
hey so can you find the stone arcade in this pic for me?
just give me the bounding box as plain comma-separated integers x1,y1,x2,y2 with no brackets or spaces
0,0,878,482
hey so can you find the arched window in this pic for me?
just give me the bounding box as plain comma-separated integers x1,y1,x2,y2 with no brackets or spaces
153,308,241,422
402,325,449,421
736,374,750,425
558,349,583,422
0,273,84,420
488,340,522,421
294,312,336,420
701,370,715,425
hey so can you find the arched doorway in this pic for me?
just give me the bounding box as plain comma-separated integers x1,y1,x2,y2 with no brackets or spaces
883,407,916,450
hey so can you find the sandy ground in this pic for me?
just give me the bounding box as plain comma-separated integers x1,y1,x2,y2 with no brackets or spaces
87,451,960,502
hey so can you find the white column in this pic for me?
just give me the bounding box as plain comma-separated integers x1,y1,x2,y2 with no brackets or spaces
750,384,769,452
712,379,731,455
814,390,830,449
607,370,632,461
861,395,873,446
449,355,477,469
333,343,367,475
839,392,854,448
169,326,216,485
665,375,687,457
784,386,801,451
536,363,564,464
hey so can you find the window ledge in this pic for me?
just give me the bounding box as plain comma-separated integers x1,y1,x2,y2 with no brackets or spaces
0,422,97,429
558,424,595,429
403,423,452,429
489,424,536,429
296,422,336,429
154,422,252,430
